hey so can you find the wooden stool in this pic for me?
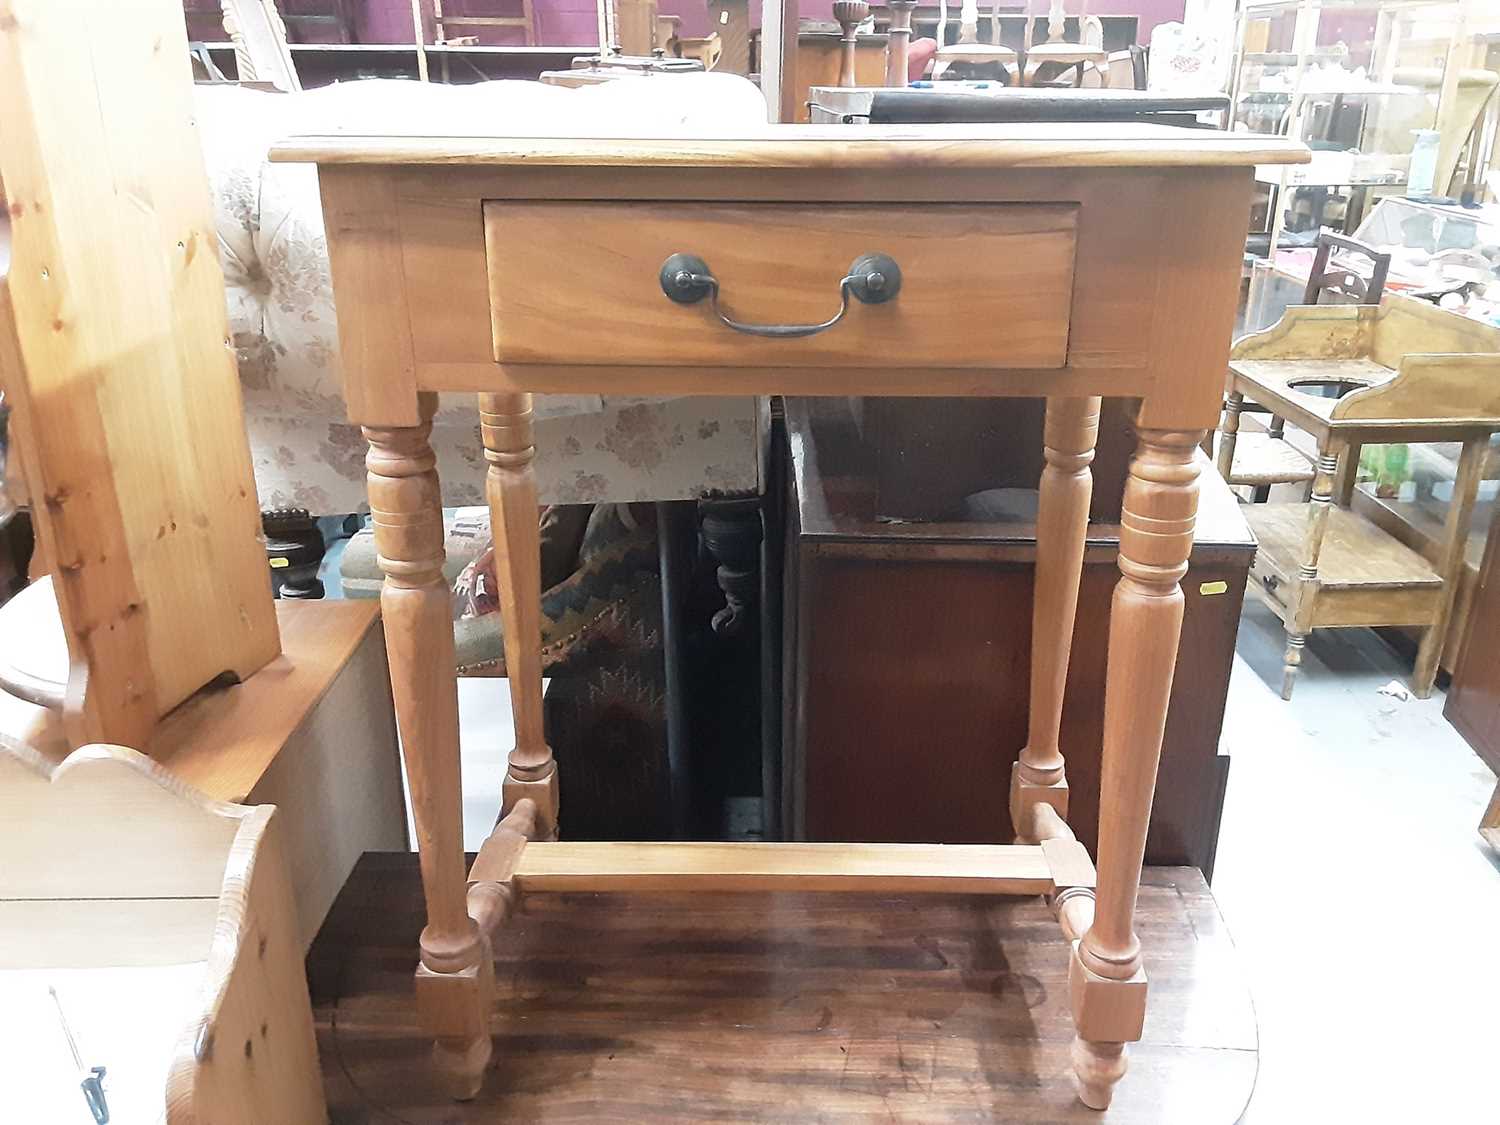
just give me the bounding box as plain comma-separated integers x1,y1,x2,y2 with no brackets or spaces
277,124,1305,1110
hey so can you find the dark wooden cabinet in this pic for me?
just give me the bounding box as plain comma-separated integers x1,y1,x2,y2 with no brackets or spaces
1445,505,1500,774
781,398,1255,877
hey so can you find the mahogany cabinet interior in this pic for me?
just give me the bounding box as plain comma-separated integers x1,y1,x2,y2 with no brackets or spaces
1446,504,1500,779
783,398,1253,878
275,125,1305,1110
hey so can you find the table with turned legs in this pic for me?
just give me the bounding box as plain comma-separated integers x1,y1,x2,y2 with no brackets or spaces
274,124,1304,1111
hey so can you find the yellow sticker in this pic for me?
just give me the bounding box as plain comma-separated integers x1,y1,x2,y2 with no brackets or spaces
1199,580,1228,596
269,556,290,569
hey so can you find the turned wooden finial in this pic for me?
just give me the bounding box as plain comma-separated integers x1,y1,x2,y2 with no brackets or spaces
885,0,917,86
833,0,869,88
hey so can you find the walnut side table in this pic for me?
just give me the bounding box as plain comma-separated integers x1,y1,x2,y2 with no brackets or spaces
273,124,1306,1111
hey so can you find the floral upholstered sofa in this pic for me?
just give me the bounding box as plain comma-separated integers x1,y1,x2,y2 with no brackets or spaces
194,74,768,516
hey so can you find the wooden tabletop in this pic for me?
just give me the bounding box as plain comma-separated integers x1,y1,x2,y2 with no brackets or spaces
271,123,1308,169
310,856,1257,1123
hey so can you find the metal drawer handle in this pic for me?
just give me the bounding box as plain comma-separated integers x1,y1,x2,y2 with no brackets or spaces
658,252,902,339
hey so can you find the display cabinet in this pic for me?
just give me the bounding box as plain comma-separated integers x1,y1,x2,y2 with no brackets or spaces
1245,193,1500,331
1230,0,1496,250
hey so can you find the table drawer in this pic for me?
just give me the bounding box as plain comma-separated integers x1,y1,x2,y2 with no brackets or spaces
484,202,1078,369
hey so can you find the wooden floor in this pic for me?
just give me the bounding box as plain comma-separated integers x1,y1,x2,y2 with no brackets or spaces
309,856,1256,1123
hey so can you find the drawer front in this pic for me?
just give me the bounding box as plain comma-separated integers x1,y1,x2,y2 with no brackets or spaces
485,202,1077,369
1247,547,1292,614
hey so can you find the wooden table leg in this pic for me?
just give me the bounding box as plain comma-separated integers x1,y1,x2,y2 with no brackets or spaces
1011,396,1100,841
1070,427,1203,1110
479,392,559,840
364,394,492,1099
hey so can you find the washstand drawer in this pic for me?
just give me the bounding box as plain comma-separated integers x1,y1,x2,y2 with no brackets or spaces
484,202,1078,369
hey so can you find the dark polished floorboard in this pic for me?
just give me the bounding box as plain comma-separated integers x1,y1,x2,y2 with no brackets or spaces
308,855,1255,1123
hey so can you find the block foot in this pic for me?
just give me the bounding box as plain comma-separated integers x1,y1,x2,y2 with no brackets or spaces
433,1034,491,1101
1071,1036,1126,1111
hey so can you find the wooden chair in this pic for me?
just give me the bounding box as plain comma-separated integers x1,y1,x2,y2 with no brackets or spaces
932,0,1018,82
434,0,536,46
0,0,280,751
1221,299,1500,699
1219,230,1393,502
0,741,326,1124
677,32,724,72
220,0,301,91
277,1,355,45
1020,0,1108,88
1303,230,1392,305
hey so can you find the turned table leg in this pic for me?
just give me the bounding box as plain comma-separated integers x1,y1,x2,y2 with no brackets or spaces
1070,427,1203,1110
364,394,493,1099
478,392,559,840
1012,396,1100,841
